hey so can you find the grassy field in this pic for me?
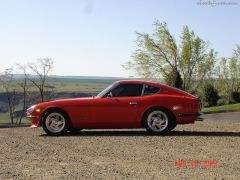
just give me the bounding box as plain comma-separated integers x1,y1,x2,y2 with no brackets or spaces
0,78,116,93
202,103,240,113
0,115,29,124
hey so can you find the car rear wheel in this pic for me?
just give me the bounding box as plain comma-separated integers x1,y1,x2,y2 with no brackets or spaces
143,108,175,135
42,109,70,135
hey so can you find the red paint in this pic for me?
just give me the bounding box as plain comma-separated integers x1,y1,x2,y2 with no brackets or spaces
26,80,202,129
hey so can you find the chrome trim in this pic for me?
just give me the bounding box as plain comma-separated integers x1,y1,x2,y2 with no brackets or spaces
129,102,138,105
179,112,203,117
26,115,37,122
26,115,37,119
141,84,146,96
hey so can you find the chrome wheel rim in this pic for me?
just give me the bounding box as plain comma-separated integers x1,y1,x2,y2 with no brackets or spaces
45,113,65,133
147,110,168,132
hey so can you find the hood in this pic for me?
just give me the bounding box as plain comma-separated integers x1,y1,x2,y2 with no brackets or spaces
52,97,94,103
35,97,94,108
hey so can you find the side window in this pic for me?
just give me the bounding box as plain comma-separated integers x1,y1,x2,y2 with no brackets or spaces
143,84,160,95
110,84,143,97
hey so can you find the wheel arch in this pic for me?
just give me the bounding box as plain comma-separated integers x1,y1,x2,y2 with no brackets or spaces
39,107,72,127
140,106,177,127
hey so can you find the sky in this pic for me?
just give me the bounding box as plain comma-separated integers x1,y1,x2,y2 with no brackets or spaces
0,0,239,77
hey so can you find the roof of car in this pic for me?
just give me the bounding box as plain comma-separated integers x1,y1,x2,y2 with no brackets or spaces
117,79,161,86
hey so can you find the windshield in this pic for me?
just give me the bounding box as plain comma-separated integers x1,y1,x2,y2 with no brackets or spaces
96,82,118,98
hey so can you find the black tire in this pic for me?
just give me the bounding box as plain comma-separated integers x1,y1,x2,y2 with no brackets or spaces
142,107,176,135
170,122,177,130
42,109,70,135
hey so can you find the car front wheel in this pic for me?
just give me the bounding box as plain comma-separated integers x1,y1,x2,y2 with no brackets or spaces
42,109,70,135
143,108,175,135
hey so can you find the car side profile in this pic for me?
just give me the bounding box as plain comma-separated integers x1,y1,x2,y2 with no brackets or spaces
26,80,202,135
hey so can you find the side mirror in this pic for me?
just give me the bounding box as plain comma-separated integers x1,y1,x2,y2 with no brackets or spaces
107,92,113,98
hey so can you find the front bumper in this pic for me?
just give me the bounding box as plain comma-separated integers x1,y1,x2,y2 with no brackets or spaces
26,115,37,121
26,115,40,128
26,104,43,128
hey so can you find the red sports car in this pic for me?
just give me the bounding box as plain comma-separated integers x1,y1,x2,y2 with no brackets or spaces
26,80,202,135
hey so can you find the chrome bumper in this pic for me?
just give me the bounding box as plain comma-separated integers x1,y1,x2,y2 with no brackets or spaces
26,115,37,122
179,112,204,121
179,112,203,117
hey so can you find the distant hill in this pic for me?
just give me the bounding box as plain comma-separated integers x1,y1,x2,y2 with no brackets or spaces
13,74,127,80
51,75,126,80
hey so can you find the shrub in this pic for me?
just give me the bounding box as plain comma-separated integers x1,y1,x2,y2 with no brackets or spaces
217,97,228,106
165,70,183,90
203,84,220,107
231,91,240,103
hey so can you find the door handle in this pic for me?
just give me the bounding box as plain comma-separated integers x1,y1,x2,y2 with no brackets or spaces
129,102,138,105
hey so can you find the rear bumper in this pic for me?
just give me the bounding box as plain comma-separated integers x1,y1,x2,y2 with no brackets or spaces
179,112,203,117
177,112,204,123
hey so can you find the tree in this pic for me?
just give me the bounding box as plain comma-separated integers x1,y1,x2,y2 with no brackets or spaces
123,21,179,84
16,64,28,124
0,68,17,124
179,26,216,92
231,45,240,92
124,21,216,92
24,58,54,103
18,77,27,124
215,46,240,103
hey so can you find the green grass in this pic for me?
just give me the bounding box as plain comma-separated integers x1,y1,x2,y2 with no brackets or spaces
0,113,10,123
0,112,30,124
202,103,240,113
0,78,114,93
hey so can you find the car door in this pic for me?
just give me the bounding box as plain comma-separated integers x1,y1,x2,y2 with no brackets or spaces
91,83,143,128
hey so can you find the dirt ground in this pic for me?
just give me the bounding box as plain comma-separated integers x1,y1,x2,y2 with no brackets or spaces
0,113,240,180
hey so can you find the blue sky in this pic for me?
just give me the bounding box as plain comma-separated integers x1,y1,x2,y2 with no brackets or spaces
0,0,239,77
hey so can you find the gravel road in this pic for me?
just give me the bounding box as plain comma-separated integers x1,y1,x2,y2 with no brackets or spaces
0,112,239,180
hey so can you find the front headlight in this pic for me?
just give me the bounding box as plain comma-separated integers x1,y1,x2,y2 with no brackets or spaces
26,105,36,114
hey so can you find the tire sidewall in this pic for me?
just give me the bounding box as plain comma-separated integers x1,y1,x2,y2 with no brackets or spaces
42,109,70,135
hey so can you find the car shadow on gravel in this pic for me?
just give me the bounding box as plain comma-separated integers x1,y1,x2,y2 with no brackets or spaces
40,130,240,137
